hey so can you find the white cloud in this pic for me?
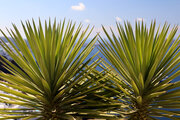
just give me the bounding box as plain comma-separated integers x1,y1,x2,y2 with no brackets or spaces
71,3,85,11
178,25,180,29
136,18,144,22
115,17,122,22
84,19,90,23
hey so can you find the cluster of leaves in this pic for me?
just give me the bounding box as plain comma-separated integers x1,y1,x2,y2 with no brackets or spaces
99,21,180,120
0,19,179,120
0,19,119,120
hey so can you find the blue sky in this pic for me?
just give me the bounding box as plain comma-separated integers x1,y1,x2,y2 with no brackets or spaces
0,0,180,38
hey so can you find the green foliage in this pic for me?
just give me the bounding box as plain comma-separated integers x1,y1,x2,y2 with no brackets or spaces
0,19,118,120
99,21,180,120
0,19,179,120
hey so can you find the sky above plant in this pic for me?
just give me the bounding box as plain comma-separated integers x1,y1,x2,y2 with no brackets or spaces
0,0,180,38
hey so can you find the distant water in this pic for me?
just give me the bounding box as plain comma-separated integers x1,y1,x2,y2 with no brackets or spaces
0,43,179,85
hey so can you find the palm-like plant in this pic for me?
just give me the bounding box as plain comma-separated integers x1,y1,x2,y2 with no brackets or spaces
0,19,117,120
99,21,180,120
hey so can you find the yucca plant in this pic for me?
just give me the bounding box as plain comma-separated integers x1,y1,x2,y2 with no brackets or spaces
99,21,180,120
0,19,117,120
